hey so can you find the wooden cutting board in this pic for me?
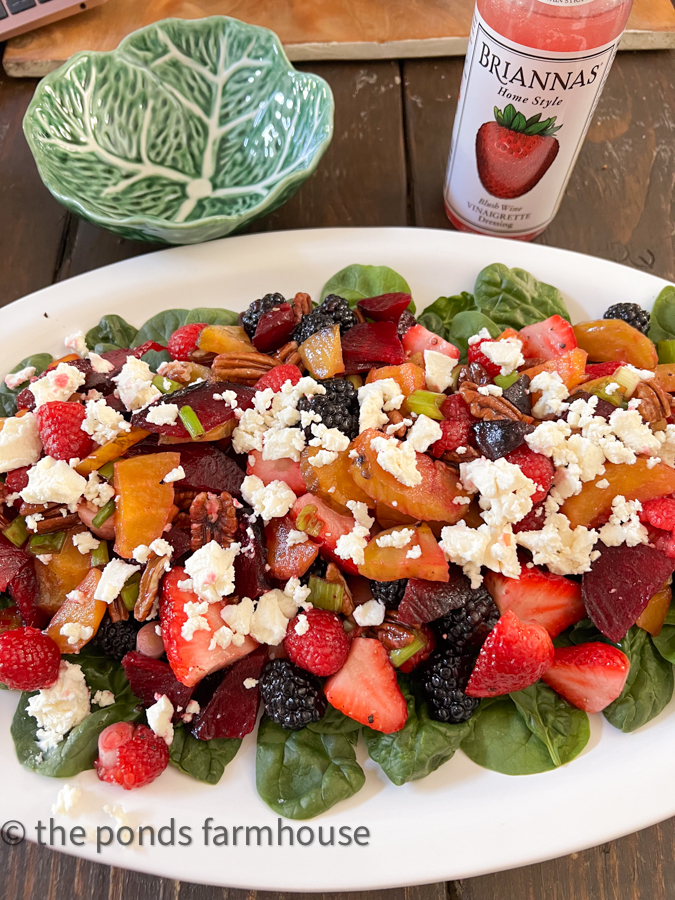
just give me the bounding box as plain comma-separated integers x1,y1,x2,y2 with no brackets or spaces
4,0,675,78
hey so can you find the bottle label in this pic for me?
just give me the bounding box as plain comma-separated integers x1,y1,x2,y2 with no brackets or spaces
444,9,620,236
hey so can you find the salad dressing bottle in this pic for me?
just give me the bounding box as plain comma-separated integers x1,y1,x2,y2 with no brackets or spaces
443,0,634,240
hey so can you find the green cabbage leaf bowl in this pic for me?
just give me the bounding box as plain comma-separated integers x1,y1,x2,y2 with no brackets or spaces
23,17,334,244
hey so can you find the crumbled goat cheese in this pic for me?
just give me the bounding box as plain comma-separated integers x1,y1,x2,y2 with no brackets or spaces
370,435,421,487
477,385,503,397
608,408,662,457
59,622,94,646
181,699,201,723
93,690,115,707
163,465,185,483
220,596,255,637
424,350,456,393
4,365,36,390
241,474,296,521
516,513,599,576
146,404,180,426
184,540,240,603
335,501,374,567
480,337,525,376
439,521,520,587
147,695,174,746
284,577,313,609
376,528,414,549
459,456,535,528
0,413,42,473
52,784,82,816
29,363,86,408
25,513,43,532
250,590,291,645
94,559,140,605
72,531,101,555
530,371,570,418
243,678,259,689
213,390,238,407
309,423,351,452
598,495,649,548
88,352,114,374
21,456,87,510
467,328,492,346
286,529,309,546
406,414,443,453
132,538,173,564
83,470,115,508
64,331,88,357
406,544,422,559
294,613,310,635
182,600,210,641
209,625,234,651
353,599,386,626
596,479,610,489
26,661,90,752
624,364,655,382
357,379,404,432
308,449,339,467
113,357,161,411
81,398,131,445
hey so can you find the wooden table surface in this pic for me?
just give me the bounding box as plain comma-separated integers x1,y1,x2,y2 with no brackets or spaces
1,44,675,900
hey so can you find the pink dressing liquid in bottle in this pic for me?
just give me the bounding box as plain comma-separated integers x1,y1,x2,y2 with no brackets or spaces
444,0,633,240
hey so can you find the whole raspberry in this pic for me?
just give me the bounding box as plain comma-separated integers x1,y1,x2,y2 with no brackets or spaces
284,609,349,676
505,444,554,503
35,401,95,461
0,626,61,690
167,323,207,361
95,722,169,790
5,466,30,494
431,394,475,458
639,497,675,533
254,364,302,393
467,337,502,378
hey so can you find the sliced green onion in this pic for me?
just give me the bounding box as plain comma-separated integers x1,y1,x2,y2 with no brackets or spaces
92,499,115,529
406,390,445,420
153,374,182,394
28,531,67,555
296,504,323,538
179,406,205,440
494,372,519,390
90,540,110,567
586,376,626,409
390,634,426,668
307,575,343,612
612,365,642,398
346,375,363,390
658,341,675,364
2,516,28,548
448,364,463,392
120,572,141,611
98,461,115,482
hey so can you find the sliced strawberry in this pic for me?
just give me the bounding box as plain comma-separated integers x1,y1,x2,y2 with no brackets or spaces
519,315,577,360
467,338,502,378
504,445,554,504
246,449,306,495
583,360,626,380
485,568,585,638
465,609,554,697
324,637,408,733
401,324,460,361
291,493,365,574
542,643,630,713
265,515,319,580
160,568,258,687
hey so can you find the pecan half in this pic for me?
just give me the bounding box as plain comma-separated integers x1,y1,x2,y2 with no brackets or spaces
20,502,81,534
135,553,169,622
174,488,199,511
325,562,355,617
353,306,367,324
373,617,416,651
459,382,533,424
108,595,129,623
187,348,217,365
442,446,481,464
292,292,312,322
633,381,673,425
457,362,491,387
385,408,408,438
273,340,304,368
211,351,278,385
190,491,238,551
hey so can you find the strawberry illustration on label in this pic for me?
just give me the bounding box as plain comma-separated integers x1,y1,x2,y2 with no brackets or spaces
476,104,562,199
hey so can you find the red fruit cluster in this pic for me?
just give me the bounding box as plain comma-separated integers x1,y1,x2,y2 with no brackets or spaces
431,394,474,457
4,466,30,494
284,608,349,676
0,626,61,690
467,337,502,378
35,401,94,461
639,497,675,533
505,445,554,503
96,722,169,790
254,364,302,393
167,323,206,361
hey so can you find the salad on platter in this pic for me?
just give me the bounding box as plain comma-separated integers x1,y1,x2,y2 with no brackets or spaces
2,261,675,819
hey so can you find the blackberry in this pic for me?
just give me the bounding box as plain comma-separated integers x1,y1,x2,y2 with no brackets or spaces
297,378,359,441
603,302,650,336
241,293,286,339
397,309,417,336
301,556,329,586
260,659,327,729
422,648,479,724
292,310,334,346
319,294,358,334
370,579,407,610
94,615,140,661
435,588,499,655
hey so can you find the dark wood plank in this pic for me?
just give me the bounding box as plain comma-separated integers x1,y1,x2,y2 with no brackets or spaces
403,50,675,282
0,65,70,308
62,60,408,280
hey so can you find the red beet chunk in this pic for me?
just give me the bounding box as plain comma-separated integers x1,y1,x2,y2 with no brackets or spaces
341,322,405,372
131,382,255,439
15,387,35,411
122,651,194,721
130,340,166,358
163,526,191,560
357,293,412,323
178,444,245,497
234,516,271,600
582,543,675,642
0,536,32,591
398,569,475,625
253,303,297,353
8,560,48,628
100,348,132,374
191,649,267,740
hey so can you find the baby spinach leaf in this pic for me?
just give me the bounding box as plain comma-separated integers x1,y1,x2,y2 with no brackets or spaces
185,308,239,327
169,726,241,784
320,264,414,311
256,714,365,819
141,349,172,372
63,648,137,702
363,677,471,785
85,314,137,352
568,618,611,646
474,263,570,330
447,310,500,359
648,286,675,344
418,292,477,341
307,704,361,734
0,353,53,417
132,309,189,348
652,603,675,664
510,683,590,768
92,342,120,355
604,626,674,732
